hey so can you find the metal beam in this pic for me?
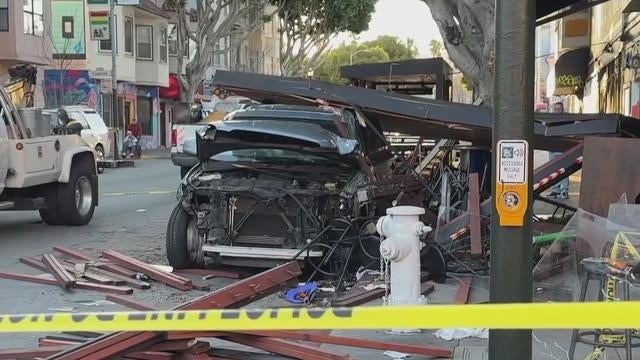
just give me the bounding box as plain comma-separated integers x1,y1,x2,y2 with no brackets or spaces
490,0,534,360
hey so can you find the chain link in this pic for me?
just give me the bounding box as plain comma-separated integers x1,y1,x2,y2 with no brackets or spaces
380,236,391,306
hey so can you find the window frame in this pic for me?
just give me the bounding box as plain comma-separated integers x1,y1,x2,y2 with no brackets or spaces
168,22,178,56
23,0,44,37
62,16,74,39
98,15,116,53
136,24,154,61
124,17,134,55
159,26,167,63
0,0,8,32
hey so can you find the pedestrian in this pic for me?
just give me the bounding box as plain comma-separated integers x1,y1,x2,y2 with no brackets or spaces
122,130,138,158
127,118,142,157
549,101,569,199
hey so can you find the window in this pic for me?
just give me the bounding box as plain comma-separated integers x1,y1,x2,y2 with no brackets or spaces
24,0,44,36
125,17,133,55
62,16,74,38
0,0,8,32
136,96,152,135
99,15,116,52
213,42,220,66
168,23,178,56
136,25,153,60
159,27,167,63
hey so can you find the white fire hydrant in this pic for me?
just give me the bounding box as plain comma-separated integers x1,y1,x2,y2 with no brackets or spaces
377,206,432,306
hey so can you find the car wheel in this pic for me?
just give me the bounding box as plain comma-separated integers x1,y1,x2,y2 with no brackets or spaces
39,184,64,225
58,164,96,226
166,204,204,269
95,145,105,174
180,166,190,179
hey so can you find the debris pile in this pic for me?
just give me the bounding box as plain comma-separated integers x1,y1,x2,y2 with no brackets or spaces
0,261,453,360
0,247,245,295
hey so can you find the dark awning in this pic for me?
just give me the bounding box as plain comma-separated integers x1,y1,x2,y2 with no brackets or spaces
554,47,590,96
623,0,640,13
212,71,640,151
340,58,451,84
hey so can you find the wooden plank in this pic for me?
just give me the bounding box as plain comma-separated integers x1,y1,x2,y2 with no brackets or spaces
101,250,192,291
87,266,151,289
22,257,119,286
0,271,133,294
238,330,452,358
19,256,49,272
333,274,433,307
175,268,243,279
125,352,176,360
53,246,137,278
148,340,195,352
47,262,302,360
39,339,82,347
42,254,76,289
0,345,71,359
105,295,154,311
224,335,349,360
165,332,226,341
468,173,483,257
454,277,472,304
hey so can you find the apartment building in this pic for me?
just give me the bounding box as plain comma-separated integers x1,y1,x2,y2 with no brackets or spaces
46,0,169,149
0,0,53,106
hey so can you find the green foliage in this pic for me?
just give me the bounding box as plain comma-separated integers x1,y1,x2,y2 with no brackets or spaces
314,36,418,84
362,35,418,61
276,0,377,36
429,39,443,58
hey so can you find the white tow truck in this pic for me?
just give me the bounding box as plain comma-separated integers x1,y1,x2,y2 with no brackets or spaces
0,71,98,226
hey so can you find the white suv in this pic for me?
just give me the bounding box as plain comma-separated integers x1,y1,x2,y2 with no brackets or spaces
43,106,111,160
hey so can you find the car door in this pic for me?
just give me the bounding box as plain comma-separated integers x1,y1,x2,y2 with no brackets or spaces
69,111,97,149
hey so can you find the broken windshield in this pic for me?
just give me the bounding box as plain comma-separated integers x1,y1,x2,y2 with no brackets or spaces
210,148,352,166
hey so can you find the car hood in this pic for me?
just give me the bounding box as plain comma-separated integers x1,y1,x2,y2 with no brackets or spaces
188,119,358,162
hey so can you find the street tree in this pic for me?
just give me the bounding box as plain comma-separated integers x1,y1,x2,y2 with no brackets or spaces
362,35,418,61
429,39,443,58
275,0,378,76
421,0,494,104
164,0,277,102
314,43,389,83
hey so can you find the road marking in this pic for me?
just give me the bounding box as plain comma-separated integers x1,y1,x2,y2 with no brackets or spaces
103,190,174,197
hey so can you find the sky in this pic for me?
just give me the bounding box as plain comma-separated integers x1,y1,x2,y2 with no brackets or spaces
331,0,443,57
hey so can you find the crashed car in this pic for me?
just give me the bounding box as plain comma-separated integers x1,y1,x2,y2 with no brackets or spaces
166,104,428,271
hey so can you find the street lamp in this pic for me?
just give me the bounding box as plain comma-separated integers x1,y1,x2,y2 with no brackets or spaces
350,49,374,65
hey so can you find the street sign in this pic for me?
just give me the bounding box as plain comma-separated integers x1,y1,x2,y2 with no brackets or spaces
90,69,111,78
89,11,110,41
497,140,527,184
116,0,140,5
495,140,529,227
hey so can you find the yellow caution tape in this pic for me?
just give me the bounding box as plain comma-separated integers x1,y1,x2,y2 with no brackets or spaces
1,302,640,333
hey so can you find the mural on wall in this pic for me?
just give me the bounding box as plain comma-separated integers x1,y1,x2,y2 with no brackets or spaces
44,70,100,109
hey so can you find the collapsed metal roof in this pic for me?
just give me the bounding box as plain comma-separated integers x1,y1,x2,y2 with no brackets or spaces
212,71,640,151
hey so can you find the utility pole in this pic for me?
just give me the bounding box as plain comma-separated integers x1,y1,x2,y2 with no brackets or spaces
490,0,534,359
110,0,119,160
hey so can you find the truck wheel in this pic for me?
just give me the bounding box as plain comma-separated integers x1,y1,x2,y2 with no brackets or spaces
166,204,204,268
180,166,190,179
39,184,64,225
58,164,96,226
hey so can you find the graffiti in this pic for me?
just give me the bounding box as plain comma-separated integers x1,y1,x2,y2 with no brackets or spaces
44,70,100,109
556,74,584,87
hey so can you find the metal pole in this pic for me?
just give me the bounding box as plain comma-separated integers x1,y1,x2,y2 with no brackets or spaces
490,0,534,359
110,0,119,160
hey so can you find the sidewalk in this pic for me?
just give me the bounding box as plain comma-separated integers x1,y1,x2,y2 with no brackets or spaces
140,147,170,160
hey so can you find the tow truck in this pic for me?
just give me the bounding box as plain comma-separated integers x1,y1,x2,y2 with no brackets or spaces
0,65,98,225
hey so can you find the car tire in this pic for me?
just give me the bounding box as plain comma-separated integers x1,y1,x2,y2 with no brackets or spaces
58,163,96,226
95,145,105,174
166,204,203,269
39,184,64,225
180,166,190,179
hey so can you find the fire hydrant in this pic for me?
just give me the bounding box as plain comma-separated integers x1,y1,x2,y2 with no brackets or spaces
377,206,432,306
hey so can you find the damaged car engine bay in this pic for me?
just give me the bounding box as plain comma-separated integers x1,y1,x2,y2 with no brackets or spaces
167,104,443,287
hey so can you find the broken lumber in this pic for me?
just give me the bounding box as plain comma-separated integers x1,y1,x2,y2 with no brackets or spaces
0,345,71,359
125,351,176,360
239,330,452,358
101,250,192,291
42,254,76,289
87,266,151,289
333,280,434,307
175,268,243,279
105,295,154,311
22,256,121,285
224,334,349,360
454,277,472,304
46,261,302,360
148,340,210,354
53,246,137,278
0,272,133,294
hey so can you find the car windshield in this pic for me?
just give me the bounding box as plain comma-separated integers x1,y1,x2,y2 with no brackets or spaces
84,113,108,131
211,149,347,166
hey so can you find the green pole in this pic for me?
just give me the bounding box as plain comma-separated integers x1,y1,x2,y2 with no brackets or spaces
490,0,535,359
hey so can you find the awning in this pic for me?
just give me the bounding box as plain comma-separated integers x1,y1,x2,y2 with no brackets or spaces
624,0,640,13
554,47,590,96
160,74,181,100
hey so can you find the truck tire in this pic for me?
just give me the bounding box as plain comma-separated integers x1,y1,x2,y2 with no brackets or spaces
58,163,96,226
166,204,204,269
39,184,64,225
